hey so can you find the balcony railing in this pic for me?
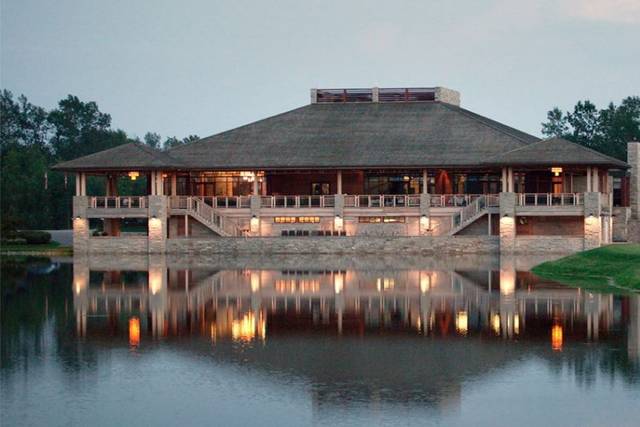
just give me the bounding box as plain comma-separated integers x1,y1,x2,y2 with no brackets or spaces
89,196,147,209
429,194,489,208
261,195,335,208
344,195,421,208
517,193,583,207
170,196,251,209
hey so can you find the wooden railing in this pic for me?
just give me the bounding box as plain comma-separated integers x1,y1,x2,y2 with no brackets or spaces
517,193,583,206
169,196,250,209
186,197,240,236
261,195,335,208
89,196,147,209
343,195,421,208
429,194,489,208
451,196,487,231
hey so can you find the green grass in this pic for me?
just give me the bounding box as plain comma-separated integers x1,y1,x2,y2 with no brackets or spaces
532,244,640,293
0,241,72,255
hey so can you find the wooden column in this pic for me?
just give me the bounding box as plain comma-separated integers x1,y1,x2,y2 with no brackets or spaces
593,167,599,192
252,172,259,196
336,170,343,195
501,168,507,192
587,167,592,192
171,174,177,196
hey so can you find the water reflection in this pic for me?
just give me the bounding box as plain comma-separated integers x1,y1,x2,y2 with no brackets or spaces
2,253,640,426
70,255,639,358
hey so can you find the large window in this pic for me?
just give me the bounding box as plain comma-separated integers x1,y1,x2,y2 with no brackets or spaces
176,172,264,196
364,174,422,194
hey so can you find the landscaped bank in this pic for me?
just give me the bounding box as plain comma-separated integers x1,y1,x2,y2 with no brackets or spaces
532,244,640,292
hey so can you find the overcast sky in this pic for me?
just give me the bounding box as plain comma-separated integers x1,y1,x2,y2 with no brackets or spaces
2,0,639,141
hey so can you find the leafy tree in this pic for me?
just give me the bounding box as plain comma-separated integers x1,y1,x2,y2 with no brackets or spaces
143,132,162,149
163,134,199,150
541,96,640,160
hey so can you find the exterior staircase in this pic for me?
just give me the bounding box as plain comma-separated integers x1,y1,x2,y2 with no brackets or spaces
185,197,240,237
448,195,488,236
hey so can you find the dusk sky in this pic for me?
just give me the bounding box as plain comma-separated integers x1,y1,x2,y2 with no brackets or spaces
2,0,639,141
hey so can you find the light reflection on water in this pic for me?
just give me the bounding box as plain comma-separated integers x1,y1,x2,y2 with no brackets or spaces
1,253,640,427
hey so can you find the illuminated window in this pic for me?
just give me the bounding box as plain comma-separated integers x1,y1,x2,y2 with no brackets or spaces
298,216,320,223
359,216,405,223
274,216,320,224
274,217,296,224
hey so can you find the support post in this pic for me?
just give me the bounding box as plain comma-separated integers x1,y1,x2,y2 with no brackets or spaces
627,142,640,242
422,169,428,194
501,168,507,192
336,170,343,195
584,192,602,250
148,195,167,253
171,174,177,196
593,167,599,193
499,192,517,253
586,167,592,192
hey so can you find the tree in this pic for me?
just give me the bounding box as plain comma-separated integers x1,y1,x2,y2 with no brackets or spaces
143,132,162,149
541,96,640,160
163,134,199,150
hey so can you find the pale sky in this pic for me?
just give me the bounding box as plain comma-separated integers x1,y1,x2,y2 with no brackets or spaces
2,0,639,140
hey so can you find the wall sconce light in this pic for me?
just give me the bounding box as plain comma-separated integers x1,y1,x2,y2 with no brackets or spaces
250,215,259,231
420,214,430,231
128,171,140,181
151,214,157,220
502,213,510,218
334,214,343,229
75,215,82,220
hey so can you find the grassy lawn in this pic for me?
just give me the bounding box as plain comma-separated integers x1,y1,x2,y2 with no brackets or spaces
0,241,73,255
532,244,640,293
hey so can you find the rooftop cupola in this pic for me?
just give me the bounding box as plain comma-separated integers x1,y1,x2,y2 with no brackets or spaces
310,87,460,106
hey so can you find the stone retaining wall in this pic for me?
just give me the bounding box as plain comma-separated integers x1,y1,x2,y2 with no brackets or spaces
89,236,148,253
166,236,499,254
513,236,584,254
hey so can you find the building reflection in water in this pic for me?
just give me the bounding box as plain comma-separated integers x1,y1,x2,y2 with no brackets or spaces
71,255,639,358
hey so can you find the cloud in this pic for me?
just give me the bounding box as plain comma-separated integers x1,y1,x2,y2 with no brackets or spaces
561,0,640,24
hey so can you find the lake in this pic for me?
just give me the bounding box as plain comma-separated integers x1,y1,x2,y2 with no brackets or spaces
2,253,639,426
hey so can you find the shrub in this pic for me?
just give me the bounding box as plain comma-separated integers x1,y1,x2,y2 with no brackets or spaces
17,231,52,244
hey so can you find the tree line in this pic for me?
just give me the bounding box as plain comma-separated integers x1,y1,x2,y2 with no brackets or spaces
0,90,198,231
541,96,640,160
1,90,639,232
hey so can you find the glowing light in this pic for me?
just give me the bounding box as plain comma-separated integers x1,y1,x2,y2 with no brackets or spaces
334,215,343,230
551,167,563,177
334,273,344,294
514,315,520,335
129,317,140,346
500,269,516,295
420,215,430,231
420,272,431,293
231,311,266,341
250,272,260,293
149,270,163,295
128,171,140,181
250,216,260,232
456,311,468,335
551,324,563,351
492,314,501,335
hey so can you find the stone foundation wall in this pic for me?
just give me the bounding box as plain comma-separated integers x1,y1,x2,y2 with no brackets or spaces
513,236,584,254
166,236,499,254
89,236,148,253
612,207,630,242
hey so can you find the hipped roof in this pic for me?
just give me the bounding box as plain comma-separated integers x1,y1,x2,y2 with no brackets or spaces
53,102,629,172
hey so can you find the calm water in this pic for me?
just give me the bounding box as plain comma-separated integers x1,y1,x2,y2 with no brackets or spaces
2,253,639,427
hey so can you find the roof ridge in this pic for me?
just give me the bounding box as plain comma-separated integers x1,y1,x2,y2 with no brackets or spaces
438,102,539,145
499,137,625,162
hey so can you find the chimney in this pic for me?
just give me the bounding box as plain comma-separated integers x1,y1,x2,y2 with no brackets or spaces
435,87,461,106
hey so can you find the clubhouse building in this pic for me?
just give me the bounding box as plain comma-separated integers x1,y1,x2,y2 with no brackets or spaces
53,87,640,254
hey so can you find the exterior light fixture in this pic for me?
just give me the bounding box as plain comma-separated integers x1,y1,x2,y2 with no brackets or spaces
502,213,510,218
551,167,563,177
250,215,260,231
420,214,430,231
128,171,140,181
334,214,343,230
75,215,82,220
151,214,157,219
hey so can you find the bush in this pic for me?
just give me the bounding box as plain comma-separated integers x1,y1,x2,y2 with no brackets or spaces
17,231,52,244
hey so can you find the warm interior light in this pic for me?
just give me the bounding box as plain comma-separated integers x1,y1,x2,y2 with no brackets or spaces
551,324,563,351
456,311,468,335
551,167,563,177
128,171,139,181
129,317,140,346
